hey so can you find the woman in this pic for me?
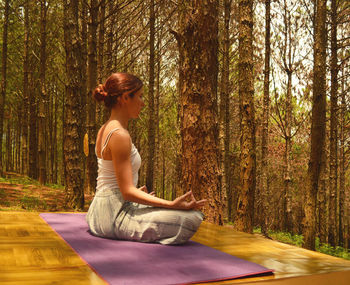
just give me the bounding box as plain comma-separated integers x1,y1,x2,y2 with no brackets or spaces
86,72,205,245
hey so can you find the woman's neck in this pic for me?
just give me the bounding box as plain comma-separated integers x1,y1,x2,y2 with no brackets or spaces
109,108,129,129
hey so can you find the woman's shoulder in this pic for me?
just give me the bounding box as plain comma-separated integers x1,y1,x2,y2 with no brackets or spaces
99,121,129,138
107,126,131,148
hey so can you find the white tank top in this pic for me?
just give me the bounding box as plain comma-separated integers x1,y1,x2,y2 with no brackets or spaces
95,128,141,192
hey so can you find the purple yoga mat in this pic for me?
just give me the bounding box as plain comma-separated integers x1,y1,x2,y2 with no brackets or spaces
39,213,273,285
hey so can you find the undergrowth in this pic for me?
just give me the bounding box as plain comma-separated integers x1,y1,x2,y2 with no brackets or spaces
252,227,350,260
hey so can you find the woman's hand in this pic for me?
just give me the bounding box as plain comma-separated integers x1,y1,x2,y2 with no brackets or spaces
171,191,206,210
138,185,155,196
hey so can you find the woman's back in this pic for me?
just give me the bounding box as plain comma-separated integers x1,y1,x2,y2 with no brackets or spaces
95,124,141,192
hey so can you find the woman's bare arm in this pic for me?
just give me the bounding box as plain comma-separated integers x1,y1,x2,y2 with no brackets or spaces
109,130,205,210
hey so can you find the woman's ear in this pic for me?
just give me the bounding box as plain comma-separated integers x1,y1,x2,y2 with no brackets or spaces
119,93,129,104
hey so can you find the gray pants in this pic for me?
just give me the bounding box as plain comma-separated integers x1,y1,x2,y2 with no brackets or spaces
86,188,204,245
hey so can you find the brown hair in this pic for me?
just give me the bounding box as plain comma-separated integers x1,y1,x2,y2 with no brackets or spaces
93,72,143,109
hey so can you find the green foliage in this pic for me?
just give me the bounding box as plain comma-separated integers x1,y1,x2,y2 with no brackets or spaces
253,228,350,260
315,238,350,260
19,195,48,211
0,189,5,199
269,231,304,247
0,176,63,190
45,183,64,190
0,176,40,186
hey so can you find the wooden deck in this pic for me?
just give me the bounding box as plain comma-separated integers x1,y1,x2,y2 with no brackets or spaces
0,211,349,284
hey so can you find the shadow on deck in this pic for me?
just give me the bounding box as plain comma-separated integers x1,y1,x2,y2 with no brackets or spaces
0,211,349,284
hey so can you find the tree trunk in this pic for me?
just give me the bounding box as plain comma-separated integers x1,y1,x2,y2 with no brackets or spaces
16,107,21,172
0,0,10,176
79,0,88,189
106,0,115,75
28,72,38,179
22,0,31,175
53,86,58,184
284,70,292,233
174,0,223,224
97,0,106,126
329,0,338,247
235,0,256,232
318,134,328,243
302,0,327,250
63,0,84,210
38,0,48,184
6,114,12,171
219,0,232,221
261,0,271,236
86,0,99,194
146,0,156,193
155,14,161,196
340,64,347,248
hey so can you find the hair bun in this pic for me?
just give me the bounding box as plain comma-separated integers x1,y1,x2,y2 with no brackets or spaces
93,84,108,102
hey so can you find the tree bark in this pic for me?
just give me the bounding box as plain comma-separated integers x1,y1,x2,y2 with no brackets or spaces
261,0,271,236
0,0,10,176
106,0,116,75
235,0,256,232
219,0,232,221
329,0,338,247
284,69,292,232
6,114,12,171
174,0,223,224
318,133,328,244
38,0,48,184
63,0,84,210
302,0,327,250
28,73,38,179
97,0,106,126
339,64,347,248
86,0,99,194
80,0,88,188
146,0,156,193
22,0,31,175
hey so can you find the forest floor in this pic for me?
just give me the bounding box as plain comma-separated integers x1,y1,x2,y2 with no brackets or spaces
0,171,93,212
0,171,349,261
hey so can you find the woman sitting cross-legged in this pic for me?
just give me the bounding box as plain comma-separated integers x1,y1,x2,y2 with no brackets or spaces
86,72,206,245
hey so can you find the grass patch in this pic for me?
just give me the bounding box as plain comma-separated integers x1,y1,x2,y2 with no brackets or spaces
19,195,48,211
0,176,40,186
45,183,64,190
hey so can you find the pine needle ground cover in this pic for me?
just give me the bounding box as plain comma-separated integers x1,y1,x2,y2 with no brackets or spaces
0,172,93,212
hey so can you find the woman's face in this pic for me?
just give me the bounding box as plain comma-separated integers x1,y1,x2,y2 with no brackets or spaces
128,87,145,119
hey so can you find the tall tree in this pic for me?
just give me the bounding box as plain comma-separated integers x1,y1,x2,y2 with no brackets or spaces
261,0,271,236
146,0,156,193
172,0,223,224
22,0,31,175
0,0,10,176
328,0,339,247
28,71,37,179
339,62,347,248
235,0,256,232
303,0,327,250
86,0,99,194
63,0,84,209
38,0,48,184
97,0,106,125
219,0,232,221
